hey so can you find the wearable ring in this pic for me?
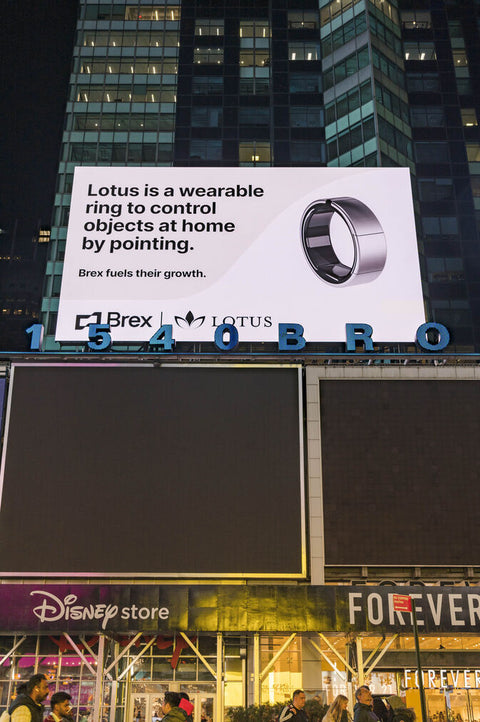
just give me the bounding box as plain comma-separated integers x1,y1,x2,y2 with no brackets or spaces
300,197,387,285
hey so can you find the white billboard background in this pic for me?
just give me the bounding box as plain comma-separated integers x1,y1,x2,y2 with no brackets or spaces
56,167,425,343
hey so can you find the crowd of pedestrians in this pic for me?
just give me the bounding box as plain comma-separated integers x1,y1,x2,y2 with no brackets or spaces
279,685,416,722
6,676,197,722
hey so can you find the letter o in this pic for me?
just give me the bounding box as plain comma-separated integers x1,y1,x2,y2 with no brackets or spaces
214,324,239,352
416,322,450,351
84,221,95,231
367,593,383,624
138,607,151,620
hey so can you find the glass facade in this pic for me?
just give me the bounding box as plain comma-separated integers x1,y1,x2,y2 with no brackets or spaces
41,0,480,350
6,631,480,722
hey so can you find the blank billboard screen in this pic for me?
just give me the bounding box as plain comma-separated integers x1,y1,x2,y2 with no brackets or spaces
320,380,480,566
0,365,304,576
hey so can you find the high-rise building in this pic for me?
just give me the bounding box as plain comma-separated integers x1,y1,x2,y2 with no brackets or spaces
40,0,480,351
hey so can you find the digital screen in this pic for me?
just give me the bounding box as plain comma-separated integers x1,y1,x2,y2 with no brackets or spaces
320,380,480,566
0,365,305,576
56,166,424,343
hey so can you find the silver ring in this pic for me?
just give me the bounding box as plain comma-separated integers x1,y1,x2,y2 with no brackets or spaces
300,197,387,285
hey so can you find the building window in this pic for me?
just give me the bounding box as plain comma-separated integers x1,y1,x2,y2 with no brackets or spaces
189,140,222,160
83,31,180,47
410,106,445,127
322,13,367,57
328,117,375,160
239,107,270,125
289,42,320,61
239,142,271,164
288,11,319,30
239,21,270,38
369,15,402,56
125,6,181,21
79,59,178,75
239,76,270,94
375,84,409,123
466,143,480,162
326,81,373,124
452,49,468,67
192,77,223,95
194,47,224,65
404,42,437,61
325,46,369,90
470,177,480,197
406,72,440,92
239,50,270,67
289,73,322,93
290,106,323,127
378,118,412,157
426,257,464,282
75,85,176,103
422,217,459,238
457,78,473,95
191,107,223,127
462,109,478,127
74,113,175,132
415,142,450,163
195,19,224,36
401,11,432,29
320,0,362,27
291,141,325,163
418,178,454,202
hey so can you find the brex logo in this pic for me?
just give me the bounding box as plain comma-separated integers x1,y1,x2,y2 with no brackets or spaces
75,311,152,329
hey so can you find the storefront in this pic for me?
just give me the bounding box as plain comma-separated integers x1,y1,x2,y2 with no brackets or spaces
1,585,480,722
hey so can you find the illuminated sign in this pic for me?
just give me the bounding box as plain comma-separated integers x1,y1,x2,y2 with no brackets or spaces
404,669,480,690
56,167,425,343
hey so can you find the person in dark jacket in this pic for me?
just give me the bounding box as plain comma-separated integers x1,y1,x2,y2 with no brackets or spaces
386,696,415,722
353,687,379,722
279,690,309,722
373,698,389,722
161,693,187,722
178,694,194,722
9,675,49,722
43,692,74,722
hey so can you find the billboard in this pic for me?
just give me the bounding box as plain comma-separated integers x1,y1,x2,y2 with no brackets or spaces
56,167,424,343
0,364,305,577
319,378,480,566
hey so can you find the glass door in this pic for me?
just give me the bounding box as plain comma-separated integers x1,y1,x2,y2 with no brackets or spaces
191,692,215,722
448,690,469,722
130,690,215,722
131,696,148,722
130,691,169,722
466,691,480,722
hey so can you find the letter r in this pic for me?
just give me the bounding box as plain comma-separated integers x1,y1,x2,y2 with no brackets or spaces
346,323,374,351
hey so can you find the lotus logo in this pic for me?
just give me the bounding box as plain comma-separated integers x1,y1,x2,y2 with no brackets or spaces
174,311,205,329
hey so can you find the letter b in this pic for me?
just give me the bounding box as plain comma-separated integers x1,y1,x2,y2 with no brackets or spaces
278,324,306,351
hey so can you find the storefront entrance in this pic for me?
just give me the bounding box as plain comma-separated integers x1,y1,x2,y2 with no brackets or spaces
445,690,480,722
131,690,215,722
422,690,480,722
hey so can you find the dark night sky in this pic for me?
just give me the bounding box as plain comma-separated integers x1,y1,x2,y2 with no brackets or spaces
1,0,79,247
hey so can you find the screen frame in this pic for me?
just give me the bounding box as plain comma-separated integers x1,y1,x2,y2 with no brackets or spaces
0,362,307,579
305,364,480,581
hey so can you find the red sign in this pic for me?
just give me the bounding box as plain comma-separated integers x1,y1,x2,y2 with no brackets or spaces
393,594,412,612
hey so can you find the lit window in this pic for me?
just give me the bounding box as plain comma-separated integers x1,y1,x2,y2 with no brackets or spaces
453,50,468,66
461,108,478,126
404,42,436,61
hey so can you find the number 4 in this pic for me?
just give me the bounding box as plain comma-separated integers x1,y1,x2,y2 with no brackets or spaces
149,325,175,351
